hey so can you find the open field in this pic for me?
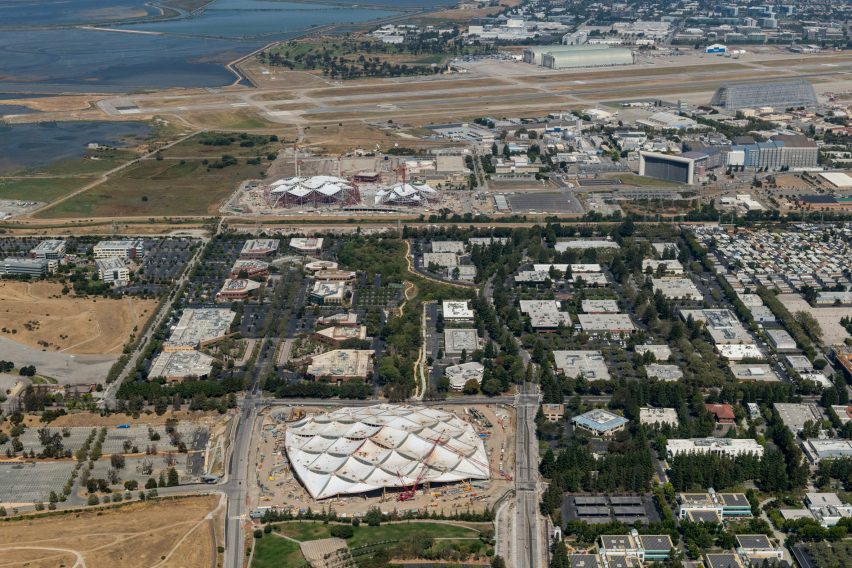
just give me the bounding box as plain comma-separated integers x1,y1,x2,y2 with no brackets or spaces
0,177,88,203
37,158,268,218
0,280,156,355
275,521,482,547
158,132,284,159
252,534,306,568
0,495,221,568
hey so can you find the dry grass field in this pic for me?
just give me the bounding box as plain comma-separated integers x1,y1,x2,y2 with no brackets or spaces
0,495,221,568
0,281,156,355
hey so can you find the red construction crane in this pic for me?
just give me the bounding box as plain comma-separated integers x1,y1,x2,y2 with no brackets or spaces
397,433,444,502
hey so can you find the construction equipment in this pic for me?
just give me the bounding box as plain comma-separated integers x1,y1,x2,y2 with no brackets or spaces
397,433,443,502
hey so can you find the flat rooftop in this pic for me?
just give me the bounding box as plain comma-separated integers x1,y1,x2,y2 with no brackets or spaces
307,349,373,378
241,239,280,255
442,300,473,319
639,407,679,426
148,350,214,379
444,328,479,354
553,350,611,381
555,239,619,251
166,308,235,348
577,313,635,332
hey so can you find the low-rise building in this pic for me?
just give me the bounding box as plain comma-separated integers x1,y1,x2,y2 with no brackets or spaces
445,361,484,391
289,237,323,255
96,256,129,285
542,403,565,422
706,403,736,424
555,240,619,252
704,553,745,568
635,344,672,361
430,241,465,254
640,407,679,427
306,349,373,382
554,350,611,381
729,364,780,382
313,325,368,346
667,438,764,459
163,308,235,351
423,252,458,269
93,239,144,259
581,299,620,313
735,535,782,564
241,239,280,258
313,269,356,283
216,278,261,302
305,260,338,272
774,402,823,435
519,299,572,330
148,350,215,382
645,364,683,382
577,313,636,334
766,328,797,352
652,277,702,300
310,280,350,305
803,439,852,463
444,328,479,356
30,239,66,260
573,409,629,437
642,259,684,275
1,257,49,277
230,259,270,279
442,300,474,322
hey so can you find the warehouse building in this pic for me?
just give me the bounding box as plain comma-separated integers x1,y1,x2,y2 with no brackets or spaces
555,240,619,251
803,439,852,463
96,257,129,285
729,364,780,382
93,239,144,259
774,403,823,435
652,278,702,300
766,329,797,352
710,79,817,110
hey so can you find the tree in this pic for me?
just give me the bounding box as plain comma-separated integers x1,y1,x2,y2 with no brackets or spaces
146,477,157,489
330,525,354,539
87,494,99,506
463,379,480,395
482,378,503,396
110,454,126,469
167,467,180,487
364,507,383,526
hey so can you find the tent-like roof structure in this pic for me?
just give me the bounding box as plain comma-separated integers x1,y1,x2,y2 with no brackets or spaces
268,176,357,207
284,404,489,499
375,182,438,206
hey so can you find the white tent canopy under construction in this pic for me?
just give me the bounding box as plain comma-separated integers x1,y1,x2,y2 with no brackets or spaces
284,404,489,499
268,176,356,206
375,182,438,206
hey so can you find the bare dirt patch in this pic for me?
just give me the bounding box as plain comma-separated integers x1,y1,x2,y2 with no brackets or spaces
0,495,221,568
0,281,156,355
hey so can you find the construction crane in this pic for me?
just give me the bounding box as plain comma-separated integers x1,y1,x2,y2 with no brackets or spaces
397,433,443,502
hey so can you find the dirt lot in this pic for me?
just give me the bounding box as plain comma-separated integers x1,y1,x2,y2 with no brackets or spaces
0,281,156,355
0,495,221,568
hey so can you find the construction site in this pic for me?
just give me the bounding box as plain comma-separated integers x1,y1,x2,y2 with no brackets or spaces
223,153,452,216
249,403,515,518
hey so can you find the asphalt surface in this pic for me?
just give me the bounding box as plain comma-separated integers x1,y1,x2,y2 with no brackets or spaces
514,382,545,568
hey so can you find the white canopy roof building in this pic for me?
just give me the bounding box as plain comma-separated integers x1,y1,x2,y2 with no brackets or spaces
267,176,359,207
375,182,439,206
284,404,490,500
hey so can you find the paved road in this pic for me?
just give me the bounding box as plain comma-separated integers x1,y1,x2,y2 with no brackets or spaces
224,396,258,568
514,382,545,568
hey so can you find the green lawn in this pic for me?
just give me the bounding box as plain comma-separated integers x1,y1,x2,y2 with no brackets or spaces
274,521,479,548
29,150,138,176
252,534,306,568
616,173,685,188
37,158,267,218
0,177,87,203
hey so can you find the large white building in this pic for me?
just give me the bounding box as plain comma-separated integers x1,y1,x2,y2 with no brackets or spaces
93,239,144,259
96,256,129,285
667,438,764,459
284,405,489,499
